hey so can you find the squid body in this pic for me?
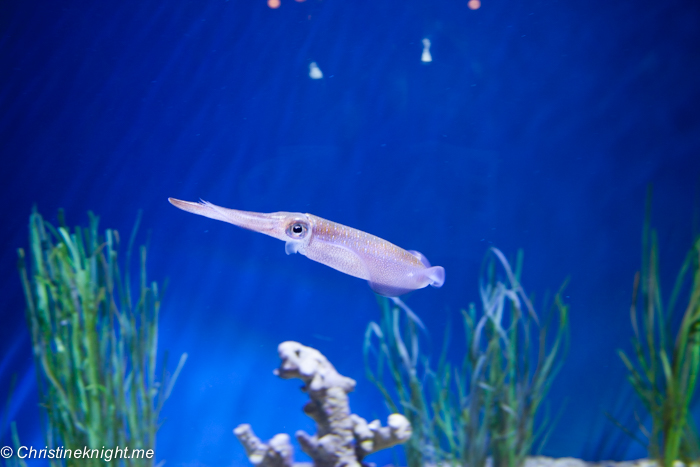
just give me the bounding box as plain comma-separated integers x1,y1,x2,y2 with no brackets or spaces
168,198,445,297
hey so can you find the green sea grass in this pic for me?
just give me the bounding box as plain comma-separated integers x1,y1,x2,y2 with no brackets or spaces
16,210,187,467
618,191,700,466
364,248,569,467
1,377,27,467
364,296,433,467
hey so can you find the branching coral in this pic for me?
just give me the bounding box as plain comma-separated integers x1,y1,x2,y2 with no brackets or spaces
234,341,412,467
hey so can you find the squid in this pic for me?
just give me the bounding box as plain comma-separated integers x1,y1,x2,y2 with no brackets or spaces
168,198,445,297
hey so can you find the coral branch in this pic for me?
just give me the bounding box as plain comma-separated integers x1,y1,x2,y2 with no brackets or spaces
234,424,294,467
351,413,413,459
235,341,412,467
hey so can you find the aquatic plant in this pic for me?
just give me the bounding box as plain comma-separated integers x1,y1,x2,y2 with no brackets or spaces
617,192,700,467
1,377,27,467
364,247,569,467
16,210,187,467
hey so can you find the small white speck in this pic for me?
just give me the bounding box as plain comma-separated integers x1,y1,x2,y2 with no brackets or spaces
421,38,432,63
309,62,323,79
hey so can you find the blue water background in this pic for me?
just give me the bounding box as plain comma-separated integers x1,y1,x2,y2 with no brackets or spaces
1,0,699,465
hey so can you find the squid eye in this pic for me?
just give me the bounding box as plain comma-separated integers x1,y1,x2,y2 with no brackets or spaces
287,222,308,239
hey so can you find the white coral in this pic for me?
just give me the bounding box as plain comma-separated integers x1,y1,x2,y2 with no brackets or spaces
234,341,412,467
